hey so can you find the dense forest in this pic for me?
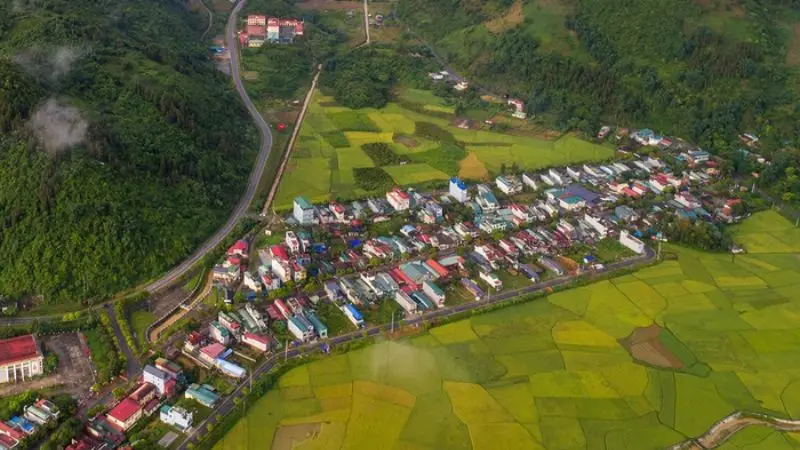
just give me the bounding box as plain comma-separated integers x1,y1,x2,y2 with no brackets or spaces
0,0,255,302
398,0,800,157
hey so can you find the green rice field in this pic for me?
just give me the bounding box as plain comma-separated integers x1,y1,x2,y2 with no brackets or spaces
273,88,613,209
213,212,800,449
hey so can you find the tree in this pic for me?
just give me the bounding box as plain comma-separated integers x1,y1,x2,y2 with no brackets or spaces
112,387,126,401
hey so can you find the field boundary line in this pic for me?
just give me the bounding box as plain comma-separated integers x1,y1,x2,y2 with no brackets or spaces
260,66,323,216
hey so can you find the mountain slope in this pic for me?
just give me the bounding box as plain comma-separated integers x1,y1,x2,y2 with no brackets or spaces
398,0,800,152
0,0,255,302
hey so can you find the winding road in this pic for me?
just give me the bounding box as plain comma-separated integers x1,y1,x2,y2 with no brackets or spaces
144,0,274,294
175,248,656,450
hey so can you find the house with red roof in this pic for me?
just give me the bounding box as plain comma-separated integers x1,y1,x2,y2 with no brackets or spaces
0,420,25,441
0,335,44,384
106,398,142,431
227,240,248,257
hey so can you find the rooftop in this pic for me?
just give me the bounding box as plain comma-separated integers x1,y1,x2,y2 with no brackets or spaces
0,334,41,366
107,398,141,423
294,196,313,209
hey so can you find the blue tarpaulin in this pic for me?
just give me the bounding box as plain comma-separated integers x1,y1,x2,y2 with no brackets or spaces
348,239,362,248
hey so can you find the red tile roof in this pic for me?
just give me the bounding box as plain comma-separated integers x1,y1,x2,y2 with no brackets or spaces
143,398,160,415
0,420,25,440
0,434,18,449
200,343,226,359
129,383,155,403
107,398,141,423
0,335,41,366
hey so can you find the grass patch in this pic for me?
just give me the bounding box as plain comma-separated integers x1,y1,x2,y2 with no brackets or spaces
409,142,467,175
329,110,380,132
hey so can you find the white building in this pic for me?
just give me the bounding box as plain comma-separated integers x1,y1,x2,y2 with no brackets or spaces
394,291,418,314
242,272,261,292
293,196,314,225
288,317,314,342
449,177,470,203
548,169,566,185
386,188,411,211
620,230,646,254
584,214,609,238
479,271,503,290
242,333,270,352
422,281,446,308
143,365,170,395
160,405,193,431
495,175,523,195
521,173,538,190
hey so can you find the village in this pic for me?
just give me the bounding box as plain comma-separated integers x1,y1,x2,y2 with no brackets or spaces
0,122,754,450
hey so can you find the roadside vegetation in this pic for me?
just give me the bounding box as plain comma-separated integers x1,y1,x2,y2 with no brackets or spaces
213,210,800,450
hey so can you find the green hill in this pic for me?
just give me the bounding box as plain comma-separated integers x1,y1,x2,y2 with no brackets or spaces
0,0,255,302
398,0,800,151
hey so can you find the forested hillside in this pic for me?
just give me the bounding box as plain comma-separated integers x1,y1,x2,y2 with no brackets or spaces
0,0,255,302
398,0,800,154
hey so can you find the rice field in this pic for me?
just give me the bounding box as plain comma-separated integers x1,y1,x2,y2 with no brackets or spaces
273,88,613,209
214,212,800,449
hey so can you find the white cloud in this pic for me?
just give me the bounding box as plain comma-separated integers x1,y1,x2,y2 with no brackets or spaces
27,97,89,155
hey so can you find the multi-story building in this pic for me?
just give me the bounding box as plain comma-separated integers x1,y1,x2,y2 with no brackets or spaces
293,196,314,225
394,291,418,314
160,405,193,431
422,281,446,308
386,188,411,211
143,365,170,396
288,317,314,342
449,177,469,202
495,175,522,195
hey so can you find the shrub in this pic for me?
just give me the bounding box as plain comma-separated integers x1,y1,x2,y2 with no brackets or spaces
361,143,408,166
353,167,395,191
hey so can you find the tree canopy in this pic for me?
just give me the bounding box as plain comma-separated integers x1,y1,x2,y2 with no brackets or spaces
0,0,256,302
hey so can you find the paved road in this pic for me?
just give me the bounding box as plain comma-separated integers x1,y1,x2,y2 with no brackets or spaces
144,0,274,294
176,248,655,449
105,305,141,378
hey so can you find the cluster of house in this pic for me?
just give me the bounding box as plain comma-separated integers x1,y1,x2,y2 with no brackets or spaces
61,358,193,450
204,125,741,353
325,257,451,319
209,304,275,352
104,360,183,432
239,14,303,47
0,399,60,449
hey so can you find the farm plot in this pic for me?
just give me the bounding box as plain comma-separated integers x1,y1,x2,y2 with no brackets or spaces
273,87,612,209
216,211,800,450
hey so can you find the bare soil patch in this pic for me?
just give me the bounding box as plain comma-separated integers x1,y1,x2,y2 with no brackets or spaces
0,333,94,398
485,0,524,34
393,134,418,148
297,0,362,10
272,422,323,450
619,323,684,369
